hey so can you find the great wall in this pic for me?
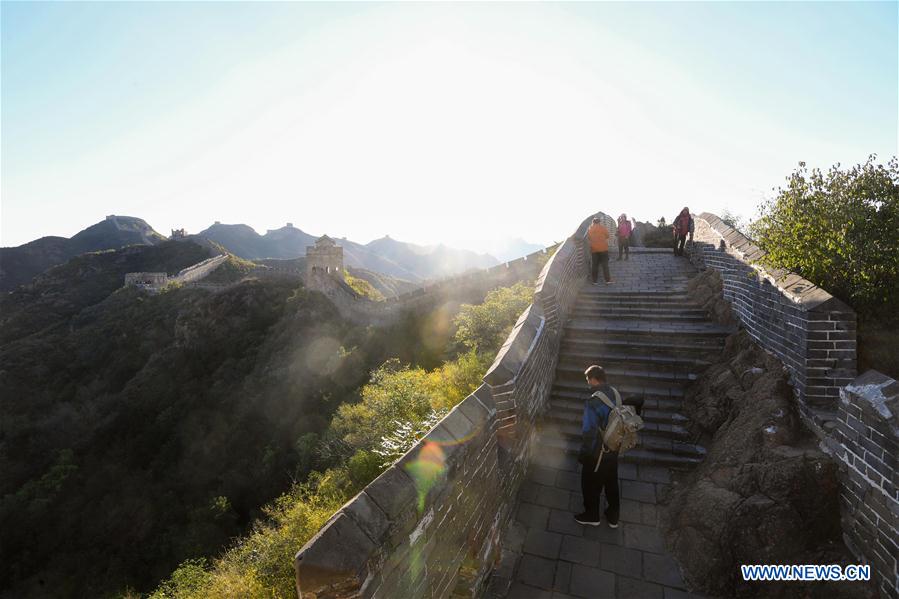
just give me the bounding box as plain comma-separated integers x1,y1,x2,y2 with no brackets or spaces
123,234,557,325
291,211,898,599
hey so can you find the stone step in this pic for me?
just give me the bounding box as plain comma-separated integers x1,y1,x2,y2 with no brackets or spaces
540,426,704,458
569,308,710,322
544,411,691,441
557,350,712,373
555,364,698,386
549,391,686,416
560,337,725,358
564,319,734,340
574,295,702,310
578,289,692,299
549,398,690,424
536,434,704,469
552,380,685,400
576,305,707,315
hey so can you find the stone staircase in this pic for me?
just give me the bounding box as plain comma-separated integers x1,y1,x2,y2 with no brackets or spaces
537,251,733,472
496,249,733,599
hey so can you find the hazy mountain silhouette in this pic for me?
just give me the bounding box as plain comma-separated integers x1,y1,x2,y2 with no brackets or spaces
198,223,498,282
1,217,502,293
0,216,166,292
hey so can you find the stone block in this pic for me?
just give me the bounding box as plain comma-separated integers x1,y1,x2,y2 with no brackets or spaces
568,564,615,598
365,466,417,521
599,544,642,578
523,528,563,560
343,491,390,543
295,512,375,596
643,552,685,587
517,502,550,529
517,554,556,590
559,535,601,567
535,485,571,510
547,509,584,542
617,576,664,599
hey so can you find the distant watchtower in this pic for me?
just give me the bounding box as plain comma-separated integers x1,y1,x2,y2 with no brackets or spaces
306,235,344,280
171,228,187,239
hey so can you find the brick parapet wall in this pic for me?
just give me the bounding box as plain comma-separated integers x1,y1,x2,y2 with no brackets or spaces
823,370,899,598
689,212,857,414
172,254,228,284
293,212,607,599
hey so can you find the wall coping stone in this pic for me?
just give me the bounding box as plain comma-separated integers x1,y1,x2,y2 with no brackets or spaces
695,212,851,313
483,303,545,387
842,369,899,437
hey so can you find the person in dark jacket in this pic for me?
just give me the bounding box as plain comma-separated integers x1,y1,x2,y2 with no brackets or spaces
575,365,620,527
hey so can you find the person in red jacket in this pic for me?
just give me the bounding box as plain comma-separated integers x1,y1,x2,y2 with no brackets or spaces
616,213,632,261
672,207,692,256
587,217,612,284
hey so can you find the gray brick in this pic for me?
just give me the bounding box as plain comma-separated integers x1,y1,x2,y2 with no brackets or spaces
553,560,572,593
508,581,553,599
537,485,572,510
559,535,602,567
622,480,657,503
518,503,550,528
599,544,642,578
517,554,557,590
568,565,615,598
643,552,685,587
618,576,664,599
549,509,585,537
524,529,564,559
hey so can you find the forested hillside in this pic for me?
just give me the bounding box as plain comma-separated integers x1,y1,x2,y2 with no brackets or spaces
0,242,461,598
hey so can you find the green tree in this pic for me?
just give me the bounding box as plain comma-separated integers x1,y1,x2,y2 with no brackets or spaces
328,359,433,453
750,156,899,314
453,282,534,355
719,208,747,234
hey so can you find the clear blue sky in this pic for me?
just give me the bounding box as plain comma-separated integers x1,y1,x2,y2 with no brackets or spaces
2,1,896,251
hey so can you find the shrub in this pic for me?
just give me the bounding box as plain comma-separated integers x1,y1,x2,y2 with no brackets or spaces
344,271,385,301
750,156,899,315
453,282,534,355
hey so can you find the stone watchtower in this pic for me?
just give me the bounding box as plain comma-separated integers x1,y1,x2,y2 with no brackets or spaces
305,235,344,280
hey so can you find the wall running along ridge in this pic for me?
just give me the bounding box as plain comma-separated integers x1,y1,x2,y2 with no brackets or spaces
293,212,605,598
123,253,228,291
303,246,560,327
689,213,857,419
690,213,898,598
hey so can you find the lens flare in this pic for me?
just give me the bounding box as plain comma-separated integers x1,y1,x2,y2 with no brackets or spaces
404,441,446,513
303,336,342,375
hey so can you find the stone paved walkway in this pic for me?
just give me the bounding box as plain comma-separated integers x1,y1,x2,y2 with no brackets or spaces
490,249,726,599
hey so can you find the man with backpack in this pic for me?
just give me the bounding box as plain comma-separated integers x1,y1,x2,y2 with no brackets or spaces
576,365,643,527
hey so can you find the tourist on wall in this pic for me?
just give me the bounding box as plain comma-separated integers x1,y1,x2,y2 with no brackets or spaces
616,213,632,261
576,365,621,527
673,207,692,256
587,217,613,285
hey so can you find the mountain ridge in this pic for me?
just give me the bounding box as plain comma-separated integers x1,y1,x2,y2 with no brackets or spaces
1,216,541,293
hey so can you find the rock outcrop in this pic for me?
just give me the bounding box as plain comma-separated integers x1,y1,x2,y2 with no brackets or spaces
660,274,875,598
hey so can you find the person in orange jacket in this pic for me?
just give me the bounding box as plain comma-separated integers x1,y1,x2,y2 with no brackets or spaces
587,217,613,285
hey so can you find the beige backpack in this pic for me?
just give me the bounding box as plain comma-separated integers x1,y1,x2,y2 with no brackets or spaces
592,388,644,471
